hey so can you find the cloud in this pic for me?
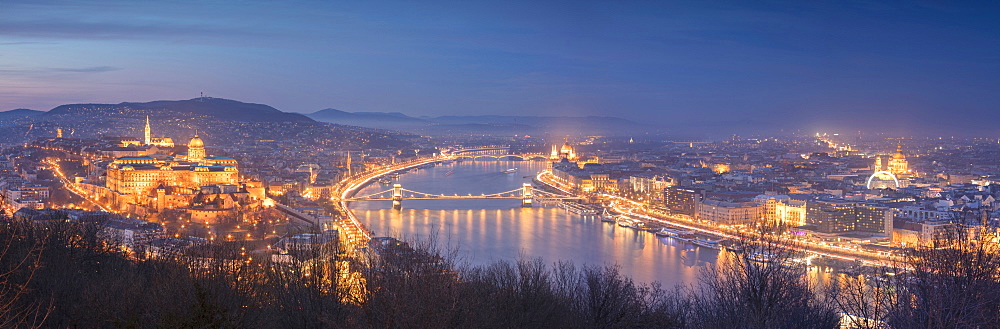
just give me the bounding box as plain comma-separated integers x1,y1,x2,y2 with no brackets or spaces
0,41,56,45
0,66,121,76
0,21,258,41
50,66,120,73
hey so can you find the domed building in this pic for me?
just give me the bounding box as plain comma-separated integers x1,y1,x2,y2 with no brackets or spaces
550,138,578,161
106,122,240,204
887,143,909,176
186,135,206,162
874,143,911,178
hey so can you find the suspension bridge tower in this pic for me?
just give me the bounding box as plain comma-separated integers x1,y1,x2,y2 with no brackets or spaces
392,184,403,210
521,183,533,207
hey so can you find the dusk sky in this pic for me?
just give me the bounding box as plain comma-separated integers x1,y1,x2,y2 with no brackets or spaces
2,0,999,134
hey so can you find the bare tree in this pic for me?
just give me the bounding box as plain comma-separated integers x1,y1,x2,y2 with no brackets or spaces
827,269,893,329
0,221,51,328
884,228,1000,329
687,232,839,329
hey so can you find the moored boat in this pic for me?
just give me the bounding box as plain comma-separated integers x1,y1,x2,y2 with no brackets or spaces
657,228,696,242
744,251,776,263
560,202,600,215
692,238,721,250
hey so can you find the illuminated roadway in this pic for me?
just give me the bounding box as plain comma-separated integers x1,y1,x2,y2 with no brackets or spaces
43,159,114,213
330,156,451,250
535,170,896,266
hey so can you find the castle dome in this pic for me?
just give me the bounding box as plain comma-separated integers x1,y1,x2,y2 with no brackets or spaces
188,135,205,148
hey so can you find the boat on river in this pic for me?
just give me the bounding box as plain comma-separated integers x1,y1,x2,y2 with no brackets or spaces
657,228,696,242
560,202,600,215
744,251,775,263
502,168,518,174
629,221,645,230
600,209,617,222
692,238,721,250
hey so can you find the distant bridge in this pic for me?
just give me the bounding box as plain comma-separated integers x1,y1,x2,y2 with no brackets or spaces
448,146,548,161
345,183,579,209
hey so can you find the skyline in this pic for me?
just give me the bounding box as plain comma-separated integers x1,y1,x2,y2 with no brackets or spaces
2,1,1000,135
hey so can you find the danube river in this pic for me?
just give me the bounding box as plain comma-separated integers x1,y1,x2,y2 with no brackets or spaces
348,160,719,286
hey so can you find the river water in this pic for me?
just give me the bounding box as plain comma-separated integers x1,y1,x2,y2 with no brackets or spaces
348,160,720,286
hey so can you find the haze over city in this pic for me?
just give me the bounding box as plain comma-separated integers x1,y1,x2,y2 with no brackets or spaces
3,0,1000,136
2,1,1000,328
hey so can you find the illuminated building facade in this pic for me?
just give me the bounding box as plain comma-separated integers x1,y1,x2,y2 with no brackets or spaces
874,143,911,177
805,200,892,234
144,116,175,147
891,219,959,248
550,138,578,161
755,195,807,226
106,136,238,197
697,200,761,225
664,186,704,217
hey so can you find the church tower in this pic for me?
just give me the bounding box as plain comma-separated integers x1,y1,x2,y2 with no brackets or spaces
144,115,152,145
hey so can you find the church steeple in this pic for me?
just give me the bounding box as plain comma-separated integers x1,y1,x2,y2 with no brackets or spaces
144,115,151,145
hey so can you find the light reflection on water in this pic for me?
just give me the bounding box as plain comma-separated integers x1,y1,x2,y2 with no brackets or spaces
349,160,717,286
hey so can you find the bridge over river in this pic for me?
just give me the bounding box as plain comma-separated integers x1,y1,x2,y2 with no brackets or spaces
345,182,579,209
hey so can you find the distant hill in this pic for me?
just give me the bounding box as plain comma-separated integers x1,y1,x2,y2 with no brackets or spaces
0,109,44,121
309,109,427,126
307,110,650,136
46,98,314,122
0,99,416,149
431,115,640,130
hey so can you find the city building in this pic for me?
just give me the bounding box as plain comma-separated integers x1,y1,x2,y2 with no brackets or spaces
805,200,893,235
664,186,704,217
550,138,578,161
874,143,911,177
754,195,807,227
275,230,339,254
143,116,175,147
106,136,239,198
99,218,165,252
891,218,959,248
3,184,49,209
697,199,761,225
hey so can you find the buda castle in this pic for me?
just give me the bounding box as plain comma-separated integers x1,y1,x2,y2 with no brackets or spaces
105,118,241,201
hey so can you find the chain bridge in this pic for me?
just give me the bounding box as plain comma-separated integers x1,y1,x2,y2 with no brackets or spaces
345,183,579,209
